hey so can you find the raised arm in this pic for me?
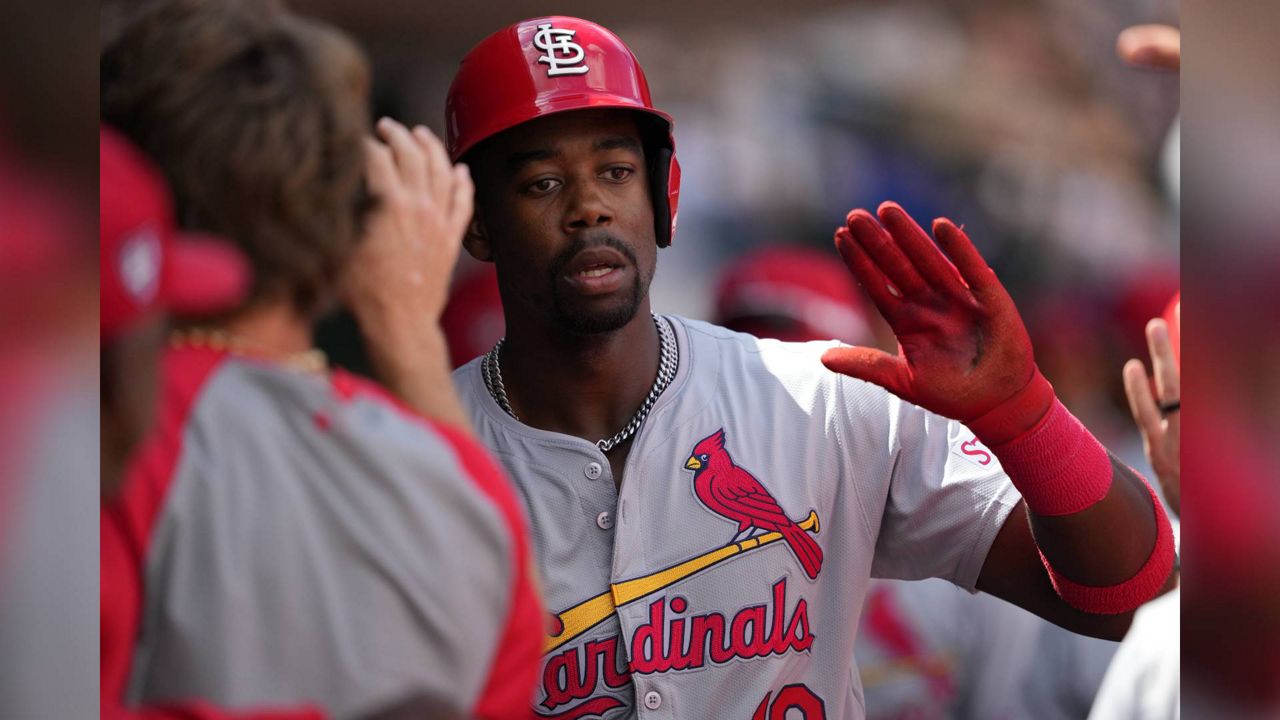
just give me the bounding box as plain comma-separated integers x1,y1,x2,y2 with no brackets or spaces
821,202,1174,638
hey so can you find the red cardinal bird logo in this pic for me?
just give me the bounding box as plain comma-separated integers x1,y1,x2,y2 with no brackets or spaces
683,428,823,579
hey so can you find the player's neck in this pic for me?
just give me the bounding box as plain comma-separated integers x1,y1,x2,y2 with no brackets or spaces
204,301,315,358
498,306,662,447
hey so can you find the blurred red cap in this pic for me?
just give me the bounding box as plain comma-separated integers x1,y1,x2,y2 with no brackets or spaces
100,126,249,343
714,245,871,344
441,265,505,368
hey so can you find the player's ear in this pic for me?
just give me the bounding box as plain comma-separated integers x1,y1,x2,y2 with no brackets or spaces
463,217,493,262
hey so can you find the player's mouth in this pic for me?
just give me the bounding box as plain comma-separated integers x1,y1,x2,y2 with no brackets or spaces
560,247,631,295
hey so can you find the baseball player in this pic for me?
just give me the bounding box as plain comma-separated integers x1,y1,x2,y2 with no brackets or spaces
101,2,540,718
446,16,1175,719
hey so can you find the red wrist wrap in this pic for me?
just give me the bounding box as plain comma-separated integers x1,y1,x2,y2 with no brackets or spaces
1038,479,1176,614
981,397,1114,517
966,369,1057,447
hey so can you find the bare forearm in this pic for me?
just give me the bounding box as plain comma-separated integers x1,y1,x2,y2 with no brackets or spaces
978,506,1136,641
977,395,1175,615
1027,454,1160,584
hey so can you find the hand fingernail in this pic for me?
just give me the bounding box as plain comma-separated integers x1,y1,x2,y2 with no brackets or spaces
1130,47,1158,64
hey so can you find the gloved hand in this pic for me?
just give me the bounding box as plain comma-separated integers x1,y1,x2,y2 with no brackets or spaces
821,202,1053,446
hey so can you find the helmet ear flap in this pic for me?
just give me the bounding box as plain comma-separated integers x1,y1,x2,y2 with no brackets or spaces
650,145,674,248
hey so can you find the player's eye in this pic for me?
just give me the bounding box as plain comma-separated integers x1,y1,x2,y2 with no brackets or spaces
524,177,561,196
602,166,634,182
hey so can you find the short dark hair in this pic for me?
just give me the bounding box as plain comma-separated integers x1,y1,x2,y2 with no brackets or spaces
102,0,371,316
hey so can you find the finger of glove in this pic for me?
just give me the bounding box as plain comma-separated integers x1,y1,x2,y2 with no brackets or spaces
931,218,1002,302
363,136,399,199
834,225,903,315
412,125,451,207
877,202,973,304
376,118,430,198
1122,358,1162,440
1146,318,1180,405
821,345,912,399
848,208,928,297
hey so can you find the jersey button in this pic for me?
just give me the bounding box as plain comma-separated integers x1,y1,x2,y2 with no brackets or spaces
584,462,603,480
596,511,613,530
643,691,662,710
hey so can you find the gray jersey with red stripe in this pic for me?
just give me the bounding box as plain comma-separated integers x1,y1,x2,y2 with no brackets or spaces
103,347,541,720
454,315,1020,719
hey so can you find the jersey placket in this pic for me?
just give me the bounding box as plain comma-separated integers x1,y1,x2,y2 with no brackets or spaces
607,378,683,719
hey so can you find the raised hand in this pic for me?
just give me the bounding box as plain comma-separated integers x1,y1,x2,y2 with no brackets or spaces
821,202,1050,444
342,117,474,428
1122,308,1181,516
344,117,473,342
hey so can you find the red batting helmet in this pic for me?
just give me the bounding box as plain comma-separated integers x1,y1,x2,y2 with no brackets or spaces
446,16,681,247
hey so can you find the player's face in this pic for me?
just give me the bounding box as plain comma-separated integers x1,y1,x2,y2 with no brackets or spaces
469,109,657,335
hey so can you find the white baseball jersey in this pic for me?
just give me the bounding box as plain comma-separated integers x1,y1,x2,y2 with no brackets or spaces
1087,588,1180,720
455,316,1021,719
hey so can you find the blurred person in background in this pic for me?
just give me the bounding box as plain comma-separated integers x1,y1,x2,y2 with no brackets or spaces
713,245,879,346
1083,31,1181,720
1089,296,1179,720
715,245,1043,720
100,1,540,717
447,15,1172,718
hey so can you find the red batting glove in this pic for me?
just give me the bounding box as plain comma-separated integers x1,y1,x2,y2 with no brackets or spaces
821,202,1054,446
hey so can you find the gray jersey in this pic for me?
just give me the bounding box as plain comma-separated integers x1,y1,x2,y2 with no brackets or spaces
454,316,1020,719
103,346,542,720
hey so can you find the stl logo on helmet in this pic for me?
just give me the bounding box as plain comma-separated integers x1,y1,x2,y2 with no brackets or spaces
533,23,589,76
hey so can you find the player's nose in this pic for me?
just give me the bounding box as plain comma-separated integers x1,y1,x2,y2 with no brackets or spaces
562,179,613,233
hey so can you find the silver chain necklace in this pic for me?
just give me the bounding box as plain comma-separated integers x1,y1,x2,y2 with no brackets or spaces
481,314,678,453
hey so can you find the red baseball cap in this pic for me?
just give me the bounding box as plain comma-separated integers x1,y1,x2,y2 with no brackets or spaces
100,126,249,342
714,246,872,345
